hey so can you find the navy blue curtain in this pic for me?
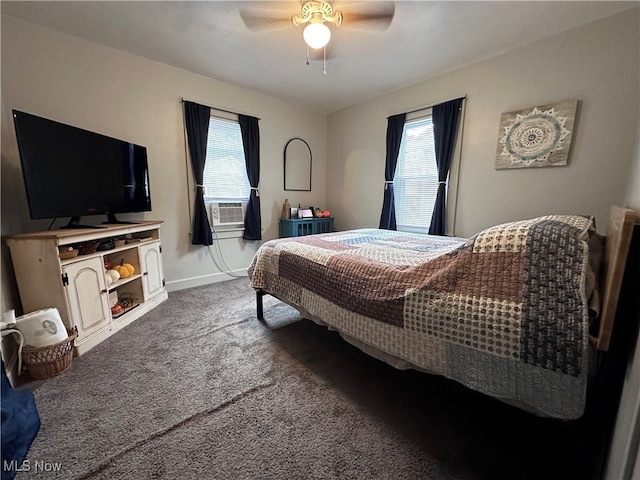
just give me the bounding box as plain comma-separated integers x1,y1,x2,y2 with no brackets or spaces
1,361,40,480
238,114,261,241
428,97,464,236
379,113,406,230
183,101,213,246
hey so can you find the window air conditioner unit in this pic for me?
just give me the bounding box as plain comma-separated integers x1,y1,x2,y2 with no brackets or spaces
210,202,246,227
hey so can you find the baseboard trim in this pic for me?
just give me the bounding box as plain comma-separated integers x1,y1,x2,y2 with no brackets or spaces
165,269,248,292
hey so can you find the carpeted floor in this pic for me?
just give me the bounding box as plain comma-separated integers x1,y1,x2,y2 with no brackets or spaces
16,278,596,479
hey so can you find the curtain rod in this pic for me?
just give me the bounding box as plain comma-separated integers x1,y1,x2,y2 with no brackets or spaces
180,98,261,120
387,95,466,119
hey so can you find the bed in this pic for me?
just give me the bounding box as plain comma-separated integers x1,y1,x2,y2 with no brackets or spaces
248,207,638,420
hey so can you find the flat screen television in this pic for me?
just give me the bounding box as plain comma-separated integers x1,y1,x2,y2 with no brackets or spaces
12,110,151,228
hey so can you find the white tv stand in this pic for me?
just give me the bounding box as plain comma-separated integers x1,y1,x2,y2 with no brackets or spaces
6,221,168,355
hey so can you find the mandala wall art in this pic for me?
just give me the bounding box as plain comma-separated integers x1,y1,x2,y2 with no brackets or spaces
495,99,578,170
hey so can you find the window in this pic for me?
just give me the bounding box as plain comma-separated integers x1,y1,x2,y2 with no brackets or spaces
203,115,250,203
394,115,439,234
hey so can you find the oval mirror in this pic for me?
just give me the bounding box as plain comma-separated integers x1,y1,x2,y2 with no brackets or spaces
284,138,311,191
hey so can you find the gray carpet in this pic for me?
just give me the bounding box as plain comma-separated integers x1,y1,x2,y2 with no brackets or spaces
16,278,590,479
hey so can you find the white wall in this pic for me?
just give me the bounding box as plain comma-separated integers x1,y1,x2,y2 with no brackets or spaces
0,16,327,304
326,8,640,238
624,138,640,210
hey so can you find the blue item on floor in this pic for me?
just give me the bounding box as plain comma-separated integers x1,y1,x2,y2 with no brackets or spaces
1,360,40,480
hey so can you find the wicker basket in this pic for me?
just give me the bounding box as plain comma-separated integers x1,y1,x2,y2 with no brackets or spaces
78,241,99,255
58,248,79,260
22,330,76,379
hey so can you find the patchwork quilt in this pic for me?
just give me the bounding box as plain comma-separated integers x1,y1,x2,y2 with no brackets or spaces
248,215,595,419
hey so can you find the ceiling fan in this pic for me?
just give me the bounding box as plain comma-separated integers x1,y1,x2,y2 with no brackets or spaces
292,0,343,49
240,1,395,68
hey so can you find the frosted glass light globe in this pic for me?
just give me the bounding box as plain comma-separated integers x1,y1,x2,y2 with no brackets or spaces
303,23,331,49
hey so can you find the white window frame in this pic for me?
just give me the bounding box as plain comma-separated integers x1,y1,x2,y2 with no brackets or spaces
202,112,250,234
394,110,438,234
393,108,463,236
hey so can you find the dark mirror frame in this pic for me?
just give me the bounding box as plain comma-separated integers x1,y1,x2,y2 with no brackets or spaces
284,137,312,191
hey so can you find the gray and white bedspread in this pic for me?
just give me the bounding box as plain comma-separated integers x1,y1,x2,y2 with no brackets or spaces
248,215,595,419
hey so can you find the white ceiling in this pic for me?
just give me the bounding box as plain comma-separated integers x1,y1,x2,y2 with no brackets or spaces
1,1,637,113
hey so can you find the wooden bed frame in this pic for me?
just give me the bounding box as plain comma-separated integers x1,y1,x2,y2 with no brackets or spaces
256,205,639,354
593,206,639,352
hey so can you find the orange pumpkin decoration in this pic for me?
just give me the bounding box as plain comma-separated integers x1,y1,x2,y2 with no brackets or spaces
113,261,135,279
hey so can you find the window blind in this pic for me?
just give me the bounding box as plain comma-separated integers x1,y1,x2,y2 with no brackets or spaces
203,116,250,201
394,116,439,234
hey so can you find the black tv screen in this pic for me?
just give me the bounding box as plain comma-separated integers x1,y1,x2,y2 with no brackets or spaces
12,110,151,226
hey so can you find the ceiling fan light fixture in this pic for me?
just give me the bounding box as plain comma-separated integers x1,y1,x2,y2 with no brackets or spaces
303,22,331,49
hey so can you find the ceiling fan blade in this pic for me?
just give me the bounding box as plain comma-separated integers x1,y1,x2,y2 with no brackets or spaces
339,1,395,30
239,10,292,31
344,12,394,30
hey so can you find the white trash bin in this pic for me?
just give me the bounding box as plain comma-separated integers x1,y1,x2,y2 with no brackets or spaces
15,308,68,347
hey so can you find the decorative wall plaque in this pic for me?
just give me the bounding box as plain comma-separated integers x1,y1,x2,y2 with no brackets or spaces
495,99,578,169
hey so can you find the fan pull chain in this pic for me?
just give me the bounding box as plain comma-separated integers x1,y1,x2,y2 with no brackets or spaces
303,45,327,75
323,46,327,76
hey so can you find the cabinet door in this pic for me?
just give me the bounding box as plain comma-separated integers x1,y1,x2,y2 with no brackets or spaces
63,257,111,339
140,242,164,301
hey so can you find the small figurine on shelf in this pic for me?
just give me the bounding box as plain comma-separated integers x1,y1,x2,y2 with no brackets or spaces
315,207,323,218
